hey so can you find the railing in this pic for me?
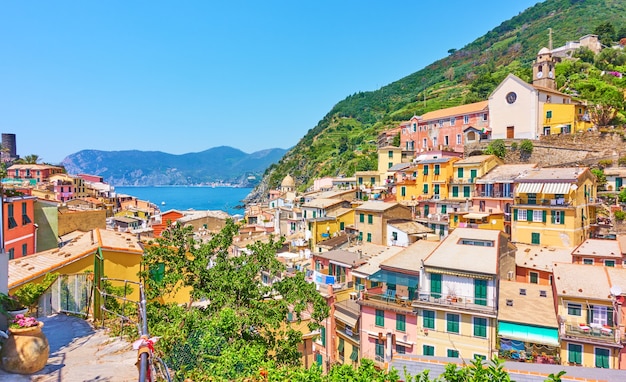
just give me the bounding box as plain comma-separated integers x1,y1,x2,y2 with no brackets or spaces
515,198,573,207
451,178,475,184
563,323,620,344
361,292,413,309
336,325,360,342
412,292,497,315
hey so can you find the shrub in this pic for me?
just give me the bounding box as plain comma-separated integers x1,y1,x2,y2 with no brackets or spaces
519,139,534,155
598,159,614,168
510,142,518,151
619,156,626,166
615,210,626,221
485,139,506,159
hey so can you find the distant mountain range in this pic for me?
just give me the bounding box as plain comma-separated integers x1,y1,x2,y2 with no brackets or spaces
61,146,288,186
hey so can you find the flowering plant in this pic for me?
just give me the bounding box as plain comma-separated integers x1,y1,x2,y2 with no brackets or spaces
10,314,39,329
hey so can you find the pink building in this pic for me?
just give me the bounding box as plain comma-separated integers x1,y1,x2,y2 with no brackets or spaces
400,101,490,156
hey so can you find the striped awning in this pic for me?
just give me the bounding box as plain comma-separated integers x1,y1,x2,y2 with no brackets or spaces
542,183,572,194
463,212,490,219
499,321,559,346
516,183,544,194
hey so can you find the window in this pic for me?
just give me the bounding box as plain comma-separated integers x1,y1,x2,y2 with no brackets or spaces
450,117,456,125
473,317,487,338
22,202,32,225
434,184,440,196
568,344,582,364
531,232,540,245
527,193,537,205
375,340,384,360
474,354,487,361
375,309,384,327
423,184,428,194
358,232,363,241
321,326,326,346
452,186,458,198
456,134,461,144
316,353,323,366
457,168,464,179
360,213,364,223
567,303,582,316
396,314,406,332
370,177,375,185
546,110,553,118
388,150,394,159
475,279,487,306
447,349,459,358
422,138,427,148
338,338,345,358
22,244,27,256
367,233,372,242
392,231,398,241
463,186,470,198
605,260,616,267
401,187,406,197
423,345,435,356
396,344,406,354
482,113,488,121
368,214,373,224
446,313,460,333
551,210,565,224
7,204,18,229
388,162,393,169
350,347,358,362
423,165,429,175
533,210,545,222
464,115,469,124
590,305,612,326
517,209,527,221
423,310,435,329
434,165,440,175
529,272,538,284
595,348,610,368
430,274,442,299
8,248,14,260
444,136,449,146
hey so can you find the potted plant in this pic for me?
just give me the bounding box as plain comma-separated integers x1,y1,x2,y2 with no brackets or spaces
1,313,50,374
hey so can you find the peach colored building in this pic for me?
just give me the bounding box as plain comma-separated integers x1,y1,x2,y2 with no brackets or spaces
399,101,489,156
3,194,37,259
7,164,64,184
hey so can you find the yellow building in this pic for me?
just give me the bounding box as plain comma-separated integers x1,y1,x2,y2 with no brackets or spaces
49,173,90,200
8,229,190,307
511,167,597,248
377,146,404,183
553,264,624,369
542,103,593,135
449,155,502,201
354,201,412,246
310,207,354,253
355,171,382,188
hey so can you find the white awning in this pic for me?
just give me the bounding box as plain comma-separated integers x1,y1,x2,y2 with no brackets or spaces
542,183,572,194
516,183,544,194
463,212,490,219
334,310,358,328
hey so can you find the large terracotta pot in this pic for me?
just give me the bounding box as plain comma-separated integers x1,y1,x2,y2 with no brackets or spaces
1,321,49,374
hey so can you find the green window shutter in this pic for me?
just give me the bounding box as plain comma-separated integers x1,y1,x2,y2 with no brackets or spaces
368,214,373,224
527,209,533,221
608,307,615,327
551,210,555,224
423,310,435,329
423,184,428,194
375,341,384,358
458,168,463,178
401,186,406,197
434,165,440,175
434,184,440,195
542,210,547,223
532,232,540,244
470,169,477,181
321,326,326,347
431,274,441,298
358,232,363,241
367,233,372,242
595,348,609,368
447,349,459,358
447,314,459,333
375,309,384,326
338,338,344,352
568,344,582,364
350,347,358,361
360,213,364,223
452,186,458,197
316,353,323,366
423,345,434,356
474,279,487,306
473,317,487,337
396,314,406,331
340,222,345,230
441,205,447,213
560,211,565,225
513,209,517,221
463,186,470,197
546,110,552,118
424,165,429,175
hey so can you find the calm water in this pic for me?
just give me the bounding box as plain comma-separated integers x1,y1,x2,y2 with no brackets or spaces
114,186,253,216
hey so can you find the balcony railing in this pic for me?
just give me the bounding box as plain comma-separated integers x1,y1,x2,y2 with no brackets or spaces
412,292,497,315
475,191,513,198
515,198,574,207
360,292,414,310
336,326,360,342
562,323,621,344
451,178,475,184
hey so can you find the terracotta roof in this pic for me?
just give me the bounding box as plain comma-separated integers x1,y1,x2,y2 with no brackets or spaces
9,229,143,288
498,280,558,328
423,228,503,275
420,101,488,121
573,239,622,258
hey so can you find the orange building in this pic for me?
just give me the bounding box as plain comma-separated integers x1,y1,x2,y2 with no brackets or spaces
3,194,37,259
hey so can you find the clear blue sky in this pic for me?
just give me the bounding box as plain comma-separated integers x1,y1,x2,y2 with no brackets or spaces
1,1,541,164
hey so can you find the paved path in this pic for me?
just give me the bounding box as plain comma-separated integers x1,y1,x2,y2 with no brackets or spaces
0,314,138,381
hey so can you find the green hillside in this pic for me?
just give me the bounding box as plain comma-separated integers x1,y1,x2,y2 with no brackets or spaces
258,0,626,196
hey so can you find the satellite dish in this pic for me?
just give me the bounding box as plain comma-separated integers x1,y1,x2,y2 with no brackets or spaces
610,285,622,296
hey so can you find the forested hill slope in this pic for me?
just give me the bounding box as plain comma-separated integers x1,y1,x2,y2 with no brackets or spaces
249,0,626,202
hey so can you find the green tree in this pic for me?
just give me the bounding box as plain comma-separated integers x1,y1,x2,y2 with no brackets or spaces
594,21,616,46
484,139,506,159
573,47,595,63
575,78,625,127
14,154,41,164
591,168,607,189
519,139,534,160
392,132,401,147
140,220,329,380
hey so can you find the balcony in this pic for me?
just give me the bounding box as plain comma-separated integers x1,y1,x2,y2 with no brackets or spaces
359,292,414,313
451,178,475,184
336,325,360,343
515,198,574,208
411,292,497,316
475,191,513,199
562,322,621,345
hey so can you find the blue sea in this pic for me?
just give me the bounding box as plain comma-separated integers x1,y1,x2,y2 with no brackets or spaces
114,186,253,216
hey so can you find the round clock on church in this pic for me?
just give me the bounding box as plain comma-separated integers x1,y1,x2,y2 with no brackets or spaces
505,92,517,104
536,71,543,79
